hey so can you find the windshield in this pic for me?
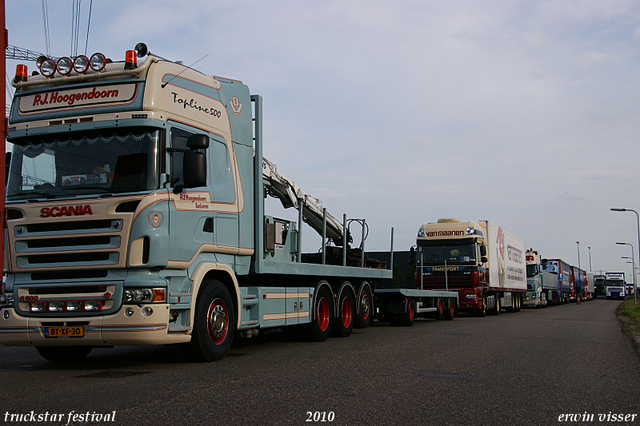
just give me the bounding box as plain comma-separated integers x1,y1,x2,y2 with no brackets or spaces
7,128,161,199
418,243,477,266
526,264,538,277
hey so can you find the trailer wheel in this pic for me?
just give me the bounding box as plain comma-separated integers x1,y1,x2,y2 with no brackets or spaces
306,286,333,341
332,290,355,337
399,298,416,326
444,299,455,320
435,298,445,320
354,286,373,329
36,346,92,362
185,280,234,362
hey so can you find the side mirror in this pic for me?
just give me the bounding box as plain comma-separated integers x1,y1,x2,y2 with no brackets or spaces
409,246,416,267
187,134,209,150
180,134,209,191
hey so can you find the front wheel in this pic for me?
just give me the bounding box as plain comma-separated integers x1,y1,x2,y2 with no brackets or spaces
36,346,92,362
185,280,235,362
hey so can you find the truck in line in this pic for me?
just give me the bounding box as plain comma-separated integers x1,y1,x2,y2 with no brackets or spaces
411,219,526,316
605,272,626,300
524,249,557,308
594,274,606,297
0,43,458,362
570,266,586,303
542,259,571,304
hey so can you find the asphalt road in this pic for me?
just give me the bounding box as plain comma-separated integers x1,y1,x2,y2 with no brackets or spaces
1,298,639,426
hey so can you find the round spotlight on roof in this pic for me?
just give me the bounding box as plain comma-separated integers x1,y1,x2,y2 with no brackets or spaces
89,52,107,72
73,55,89,74
39,58,56,77
57,57,73,76
134,42,148,58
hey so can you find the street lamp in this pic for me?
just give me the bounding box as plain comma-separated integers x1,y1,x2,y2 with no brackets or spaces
617,242,636,304
588,246,592,272
611,207,640,303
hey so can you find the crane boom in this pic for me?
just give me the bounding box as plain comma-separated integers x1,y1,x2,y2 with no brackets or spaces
262,157,344,244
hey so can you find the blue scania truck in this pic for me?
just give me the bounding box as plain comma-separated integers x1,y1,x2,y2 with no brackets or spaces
0,43,456,362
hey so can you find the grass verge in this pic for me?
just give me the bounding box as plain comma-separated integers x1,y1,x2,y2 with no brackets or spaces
617,297,640,354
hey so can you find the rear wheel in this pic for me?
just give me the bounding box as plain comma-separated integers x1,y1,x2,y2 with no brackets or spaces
185,280,235,362
36,346,92,362
307,286,333,341
332,290,355,337
444,298,455,320
399,298,416,326
354,285,373,329
435,298,445,320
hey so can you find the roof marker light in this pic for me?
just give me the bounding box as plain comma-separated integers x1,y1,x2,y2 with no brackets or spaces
14,64,28,83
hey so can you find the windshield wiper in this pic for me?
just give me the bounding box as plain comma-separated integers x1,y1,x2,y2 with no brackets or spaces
9,191,55,199
61,185,111,192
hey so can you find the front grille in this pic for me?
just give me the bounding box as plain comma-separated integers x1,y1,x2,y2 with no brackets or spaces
26,220,115,233
12,216,126,270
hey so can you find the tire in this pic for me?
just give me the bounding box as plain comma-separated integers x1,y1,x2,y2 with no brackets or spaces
306,286,333,341
493,295,501,315
444,298,455,320
354,285,373,329
399,298,416,326
332,289,355,337
435,298,445,321
36,346,92,362
185,280,235,362
476,296,487,317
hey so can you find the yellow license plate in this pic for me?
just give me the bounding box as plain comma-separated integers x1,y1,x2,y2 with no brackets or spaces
45,326,84,338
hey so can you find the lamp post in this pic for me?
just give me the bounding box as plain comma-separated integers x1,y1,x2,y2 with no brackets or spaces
588,246,592,272
617,242,636,304
611,207,640,302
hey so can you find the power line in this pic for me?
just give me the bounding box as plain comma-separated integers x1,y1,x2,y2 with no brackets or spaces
84,0,93,56
41,0,51,56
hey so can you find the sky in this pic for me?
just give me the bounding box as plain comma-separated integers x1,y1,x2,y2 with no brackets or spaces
5,0,640,280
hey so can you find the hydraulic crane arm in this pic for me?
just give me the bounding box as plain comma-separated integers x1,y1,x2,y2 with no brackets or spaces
262,157,344,243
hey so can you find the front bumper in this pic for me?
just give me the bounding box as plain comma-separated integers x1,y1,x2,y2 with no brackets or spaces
0,304,190,346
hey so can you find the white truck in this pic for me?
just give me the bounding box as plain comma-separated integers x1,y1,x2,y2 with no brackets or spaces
605,272,626,300
413,219,526,316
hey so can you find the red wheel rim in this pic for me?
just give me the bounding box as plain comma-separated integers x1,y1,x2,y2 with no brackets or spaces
361,293,370,320
409,302,414,321
341,296,352,328
207,298,228,345
317,297,330,331
449,301,454,316
439,299,443,314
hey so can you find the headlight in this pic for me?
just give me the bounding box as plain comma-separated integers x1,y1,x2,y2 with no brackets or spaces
466,294,477,299
123,288,166,304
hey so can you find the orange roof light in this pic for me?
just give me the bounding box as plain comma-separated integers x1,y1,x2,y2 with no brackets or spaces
124,50,137,70
14,64,28,83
